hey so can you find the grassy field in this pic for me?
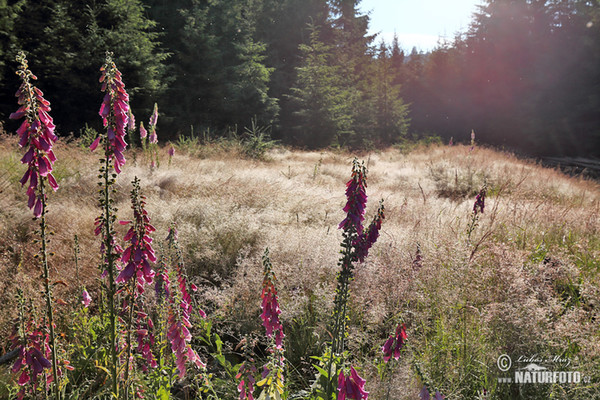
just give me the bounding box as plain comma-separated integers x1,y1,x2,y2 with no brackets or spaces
0,132,599,399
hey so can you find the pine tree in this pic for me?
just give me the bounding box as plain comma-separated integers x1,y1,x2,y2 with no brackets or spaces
1,0,166,134
287,24,350,148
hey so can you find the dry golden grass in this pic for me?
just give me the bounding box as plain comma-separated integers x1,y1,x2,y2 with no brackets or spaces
1,133,599,398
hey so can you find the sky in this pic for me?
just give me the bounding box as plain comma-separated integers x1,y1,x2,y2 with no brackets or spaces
358,0,484,52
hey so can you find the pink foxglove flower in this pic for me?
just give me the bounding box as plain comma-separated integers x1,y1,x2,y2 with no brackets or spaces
236,361,257,400
355,201,384,262
92,54,129,173
381,323,407,362
82,289,92,308
164,226,206,379
116,178,156,293
9,313,52,400
149,103,158,127
148,103,158,144
127,109,136,132
337,366,369,400
140,122,147,139
261,251,284,350
135,311,157,370
10,52,59,218
168,145,175,157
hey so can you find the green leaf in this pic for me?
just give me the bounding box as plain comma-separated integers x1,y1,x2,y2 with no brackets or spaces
156,387,170,400
313,365,329,379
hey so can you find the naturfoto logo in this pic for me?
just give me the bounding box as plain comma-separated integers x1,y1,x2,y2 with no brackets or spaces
496,354,590,385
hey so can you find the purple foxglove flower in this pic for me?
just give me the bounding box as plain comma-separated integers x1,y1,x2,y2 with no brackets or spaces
339,160,368,235
338,366,369,400
381,324,407,362
473,185,486,215
355,202,384,262
168,146,175,157
11,52,59,217
93,55,129,174
140,122,147,139
236,361,257,400
82,289,92,308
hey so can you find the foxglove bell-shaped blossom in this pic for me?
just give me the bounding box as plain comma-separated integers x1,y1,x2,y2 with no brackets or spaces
91,54,129,173
339,159,367,235
140,122,147,139
473,185,486,215
236,361,257,400
355,201,384,262
116,178,156,293
164,226,206,379
261,250,284,350
10,52,58,217
82,289,92,308
9,314,52,400
148,103,158,144
381,323,407,362
337,366,369,400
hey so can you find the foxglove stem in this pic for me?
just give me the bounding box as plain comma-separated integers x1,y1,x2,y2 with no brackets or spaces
93,52,130,399
123,279,136,400
39,182,61,400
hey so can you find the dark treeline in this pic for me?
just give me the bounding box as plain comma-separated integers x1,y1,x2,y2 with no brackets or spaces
0,0,598,156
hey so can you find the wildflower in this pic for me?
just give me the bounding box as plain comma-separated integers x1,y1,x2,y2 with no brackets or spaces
166,308,205,379
339,159,367,235
140,122,147,139
168,146,175,157
164,226,206,379
116,178,156,293
420,386,445,400
127,109,136,132
412,243,423,270
355,201,384,262
337,366,369,400
82,289,92,308
381,323,407,362
9,312,52,400
92,53,129,173
10,52,58,218
148,103,158,144
473,185,486,215
135,311,157,370
261,249,284,349
236,361,257,400
449,137,453,146
149,103,158,127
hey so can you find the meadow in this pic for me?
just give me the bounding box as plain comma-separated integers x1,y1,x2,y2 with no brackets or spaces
1,124,598,399
0,52,599,400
